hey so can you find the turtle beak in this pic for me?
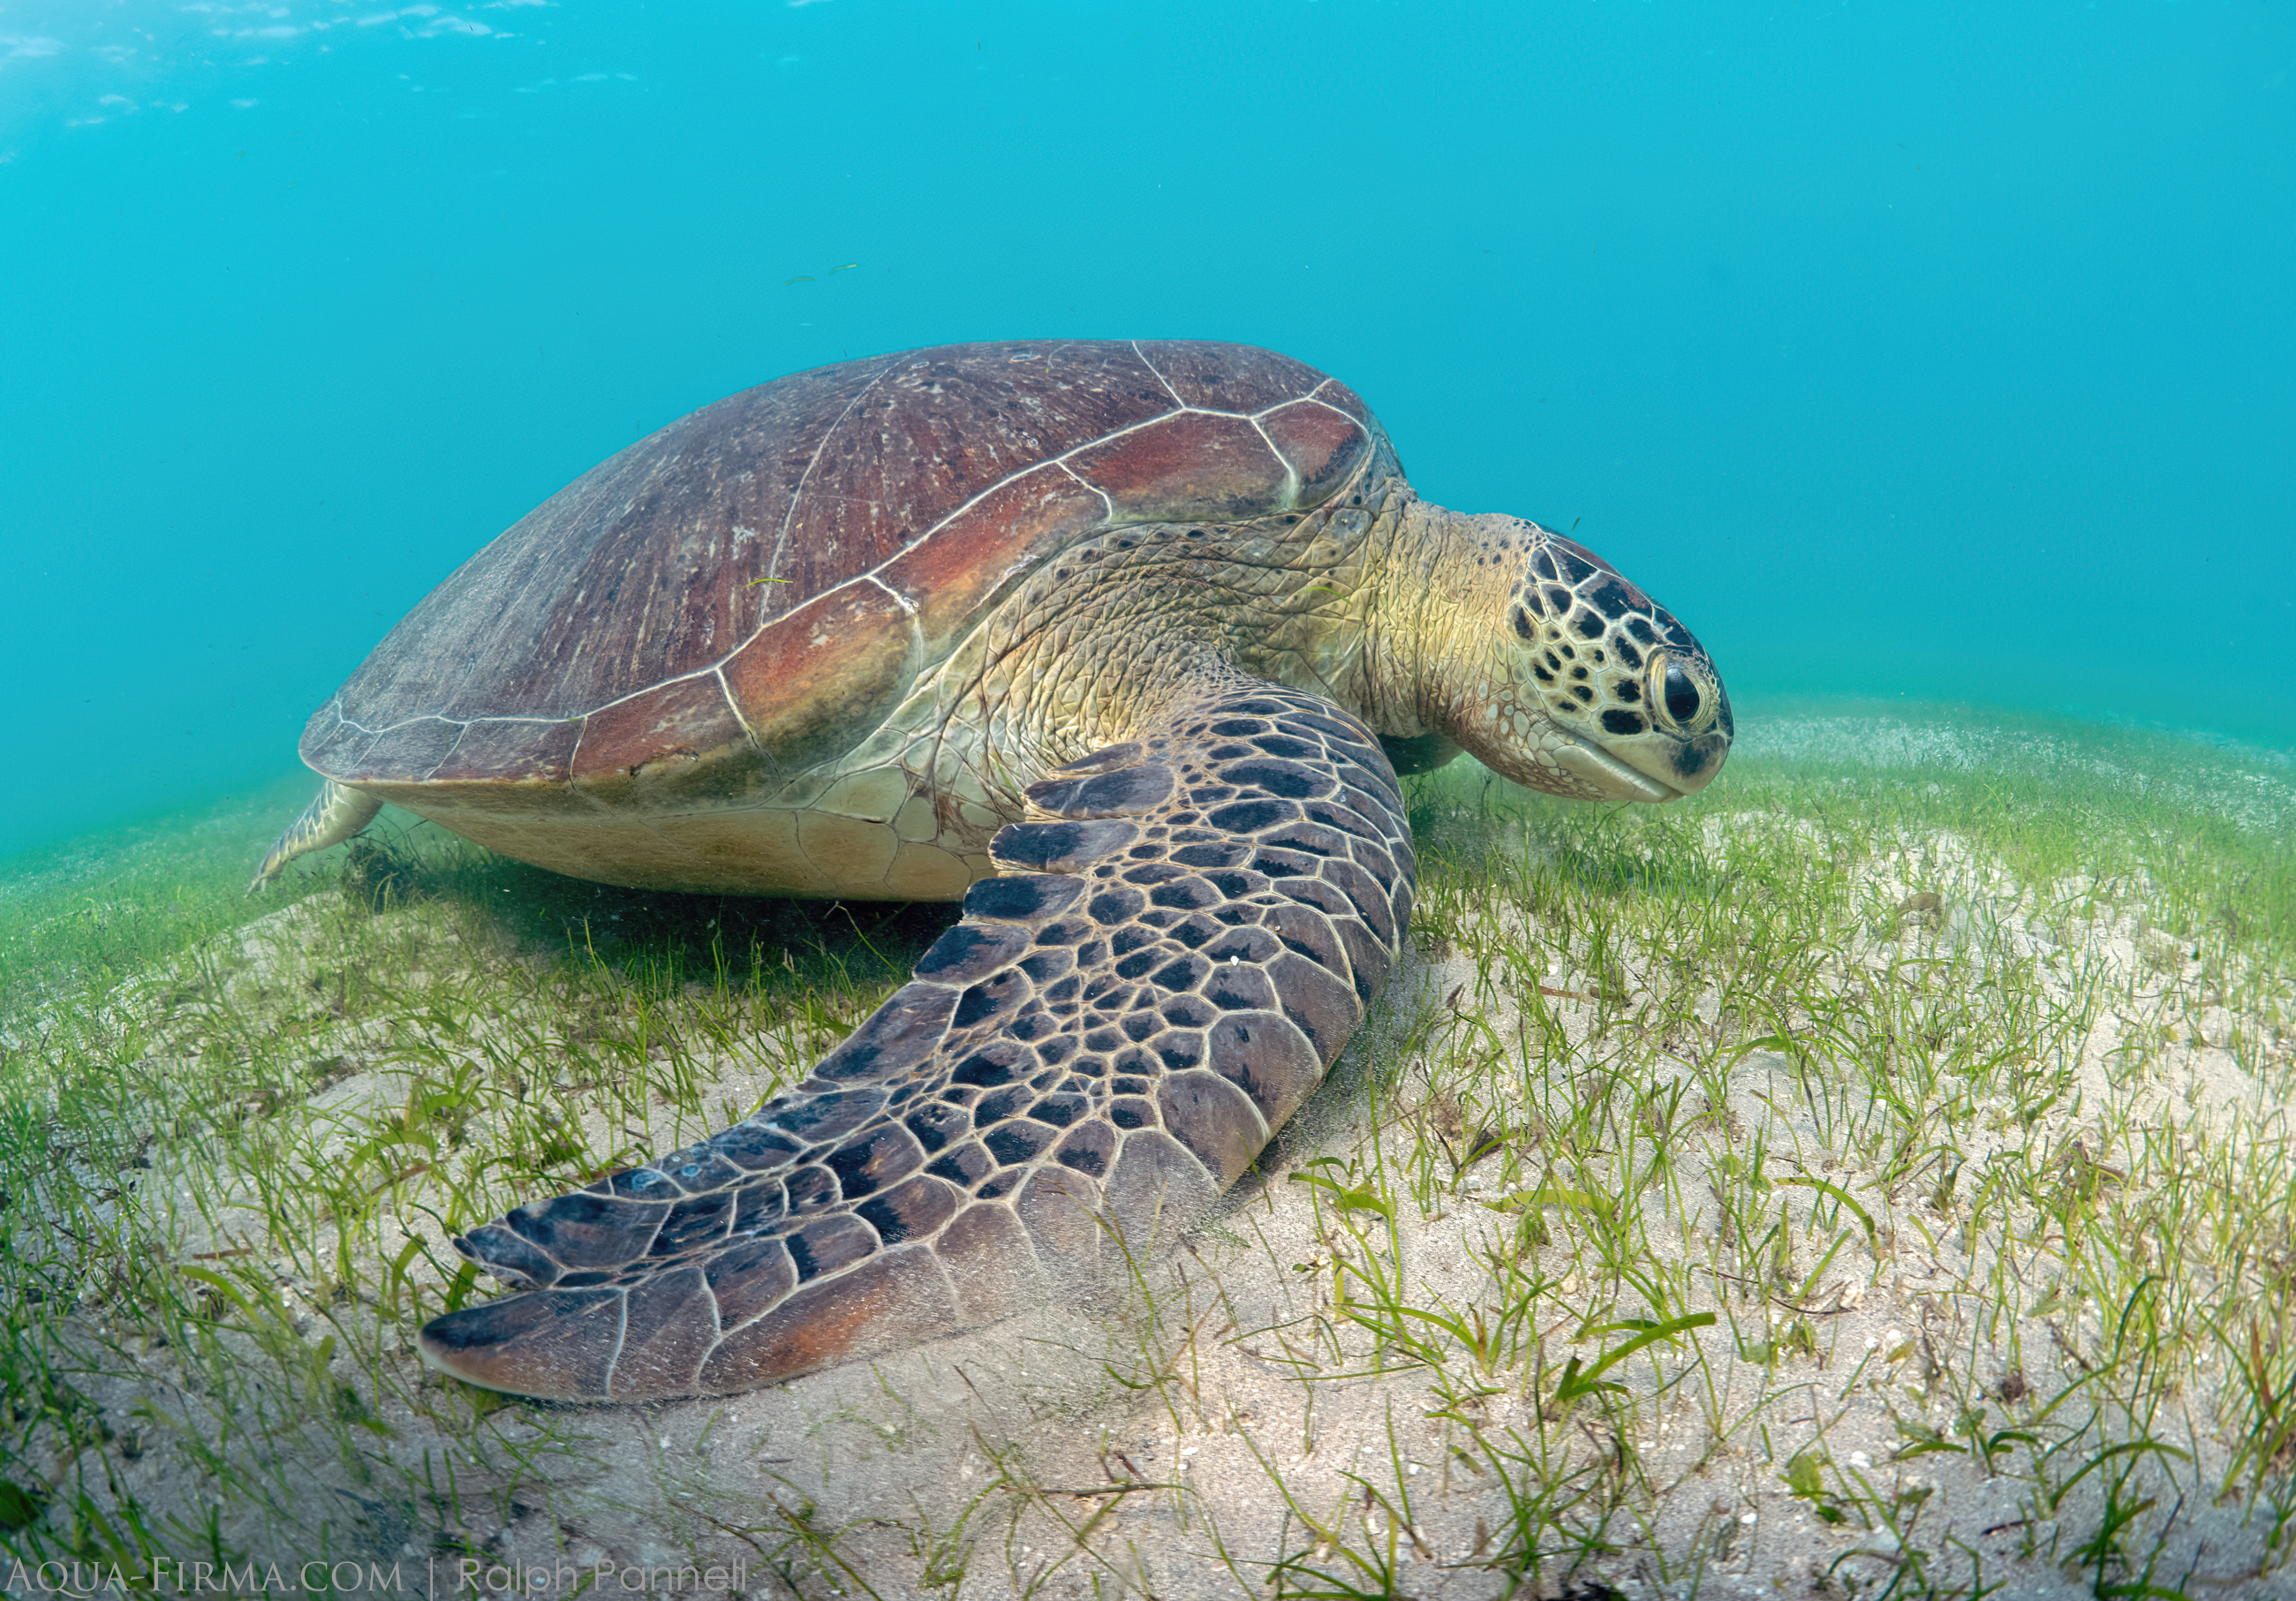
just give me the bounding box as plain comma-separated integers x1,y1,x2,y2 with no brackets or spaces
1551,730,1680,802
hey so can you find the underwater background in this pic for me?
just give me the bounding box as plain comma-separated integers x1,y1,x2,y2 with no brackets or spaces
2,0,2291,865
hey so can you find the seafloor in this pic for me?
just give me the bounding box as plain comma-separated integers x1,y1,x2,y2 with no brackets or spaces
1,699,2292,1601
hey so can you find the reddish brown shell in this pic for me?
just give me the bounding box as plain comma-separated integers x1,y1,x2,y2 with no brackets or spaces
301,341,1377,801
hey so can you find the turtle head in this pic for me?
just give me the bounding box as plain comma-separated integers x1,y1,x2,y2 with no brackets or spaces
1433,517,1731,803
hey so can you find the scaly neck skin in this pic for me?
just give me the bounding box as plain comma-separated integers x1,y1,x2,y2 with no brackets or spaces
1352,497,1517,745
949,476,1505,785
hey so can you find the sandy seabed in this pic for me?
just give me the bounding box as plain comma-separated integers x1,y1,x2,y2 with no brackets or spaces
5,707,2294,1600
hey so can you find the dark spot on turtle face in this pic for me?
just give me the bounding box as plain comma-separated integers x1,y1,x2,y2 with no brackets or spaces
1570,665,1589,681
1510,607,1537,643
1584,576,1646,620
1675,738,1715,779
1571,608,1605,640
1552,535,1621,576
1649,603,1702,651
1601,708,1647,736
1615,638,1644,669
1571,685,1595,704
1626,616,1659,646
1530,664,1555,684
1617,678,1642,703
1543,584,1573,614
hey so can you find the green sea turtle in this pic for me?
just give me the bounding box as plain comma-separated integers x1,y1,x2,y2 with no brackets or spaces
254,340,1730,1400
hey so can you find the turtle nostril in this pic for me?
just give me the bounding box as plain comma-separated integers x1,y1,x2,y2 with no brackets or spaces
1663,660,1701,726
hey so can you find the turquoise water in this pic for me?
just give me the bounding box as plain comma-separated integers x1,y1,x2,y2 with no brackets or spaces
3,0,2290,863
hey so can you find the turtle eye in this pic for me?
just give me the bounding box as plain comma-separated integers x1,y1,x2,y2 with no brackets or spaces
1647,650,1712,734
1664,661,1701,725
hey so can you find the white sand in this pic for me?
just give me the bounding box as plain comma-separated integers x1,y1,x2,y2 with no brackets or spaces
11,709,2295,1598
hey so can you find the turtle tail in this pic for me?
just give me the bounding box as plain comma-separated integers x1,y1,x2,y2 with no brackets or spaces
247,780,385,892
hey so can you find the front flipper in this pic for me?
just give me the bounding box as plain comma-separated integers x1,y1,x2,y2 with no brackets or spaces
418,680,1417,1400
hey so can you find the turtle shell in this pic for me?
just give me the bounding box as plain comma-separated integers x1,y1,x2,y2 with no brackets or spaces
301,341,1378,819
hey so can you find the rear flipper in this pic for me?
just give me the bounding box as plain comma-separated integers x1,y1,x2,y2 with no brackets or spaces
417,676,1417,1400
247,780,386,892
